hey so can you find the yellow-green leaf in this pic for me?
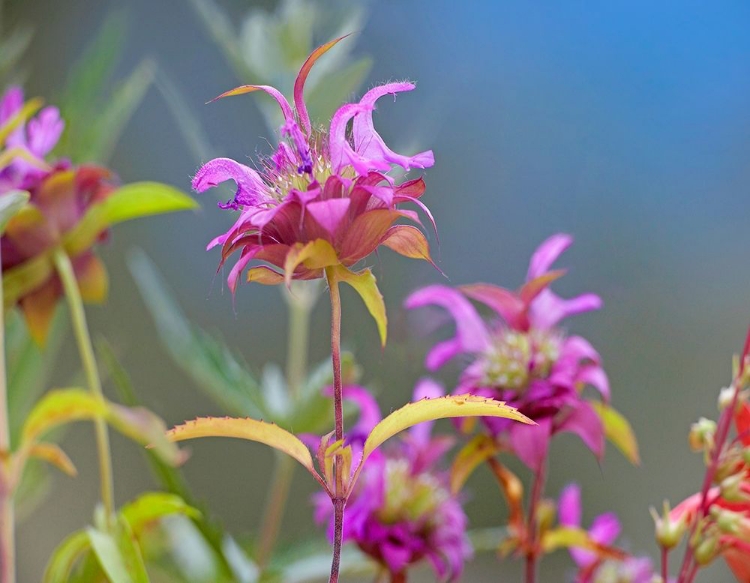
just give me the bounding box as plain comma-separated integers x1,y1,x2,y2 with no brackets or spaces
591,402,640,465
284,239,338,287
120,492,199,537
28,442,77,477
450,434,499,494
541,526,626,560
21,388,106,444
63,182,197,256
328,264,387,346
166,416,317,477
3,252,53,309
361,395,532,468
43,530,91,583
0,190,29,234
87,518,149,583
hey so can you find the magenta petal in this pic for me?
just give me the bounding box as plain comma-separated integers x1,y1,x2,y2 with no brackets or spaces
0,86,22,123
527,233,572,279
342,385,382,437
563,336,601,364
510,417,551,471
405,285,491,367
306,198,351,235
192,157,269,209
26,106,64,156
353,82,435,172
577,364,611,402
425,338,464,371
557,401,605,459
329,102,389,175
571,512,621,568
529,289,602,329
558,483,582,527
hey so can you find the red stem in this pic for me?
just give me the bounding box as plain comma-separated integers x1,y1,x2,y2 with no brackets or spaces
525,456,548,583
327,272,345,583
661,546,669,582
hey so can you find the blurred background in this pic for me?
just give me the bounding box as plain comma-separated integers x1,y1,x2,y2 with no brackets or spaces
6,0,750,580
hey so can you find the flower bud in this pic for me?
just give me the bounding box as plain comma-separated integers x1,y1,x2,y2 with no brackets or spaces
650,501,688,549
693,531,720,566
689,418,716,452
719,473,747,502
710,507,742,535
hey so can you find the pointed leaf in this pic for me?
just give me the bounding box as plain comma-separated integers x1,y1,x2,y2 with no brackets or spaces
361,395,532,468
328,264,387,346
64,182,197,256
0,190,29,234
120,492,199,537
28,442,77,477
590,402,640,465
3,252,53,309
541,526,626,560
43,530,91,583
380,225,433,263
450,434,499,494
284,239,339,287
109,404,187,466
21,388,107,444
166,417,317,479
87,518,149,583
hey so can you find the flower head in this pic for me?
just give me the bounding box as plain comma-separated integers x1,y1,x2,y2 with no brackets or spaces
192,37,436,297
405,234,609,469
313,380,471,581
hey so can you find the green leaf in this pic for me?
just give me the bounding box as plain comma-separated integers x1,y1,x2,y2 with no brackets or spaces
87,518,149,583
166,417,318,480
541,526,626,560
121,492,199,537
64,182,197,256
128,249,265,418
590,402,640,465
328,265,387,347
0,190,29,233
360,395,532,469
43,530,91,583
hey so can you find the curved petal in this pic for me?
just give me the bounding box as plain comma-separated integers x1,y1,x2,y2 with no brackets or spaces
209,84,293,123
527,233,572,280
558,484,582,528
329,102,388,175
577,364,611,402
306,198,351,236
557,401,605,460
192,158,269,209
27,106,64,157
405,285,491,365
353,82,435,172
529,289,602,329
510,417,552,471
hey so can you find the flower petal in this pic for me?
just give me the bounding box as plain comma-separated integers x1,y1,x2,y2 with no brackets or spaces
306,198,351,236
283,239,339,287
460,283,526,327
379,225,433,264
338,208,401,265
192,158,268,209
509,417,552,471
557,401,605,460
529,289,602,330
527,233,573,280
558,484,582,528
209,84,294,123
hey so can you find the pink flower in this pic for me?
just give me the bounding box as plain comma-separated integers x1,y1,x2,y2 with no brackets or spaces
312,380,471,581
405,234,609,469
192,38,435,293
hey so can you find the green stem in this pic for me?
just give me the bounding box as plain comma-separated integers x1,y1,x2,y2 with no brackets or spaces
326,269,344,583
256,452,295,569
0,245,16,583
53,248,115,524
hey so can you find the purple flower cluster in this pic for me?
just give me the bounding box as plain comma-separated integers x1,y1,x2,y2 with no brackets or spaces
406,234,609,470
313,381,471,581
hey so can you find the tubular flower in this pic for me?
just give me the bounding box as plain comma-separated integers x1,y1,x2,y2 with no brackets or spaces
192,38,436,326
405,234,609,470
313,380,471,581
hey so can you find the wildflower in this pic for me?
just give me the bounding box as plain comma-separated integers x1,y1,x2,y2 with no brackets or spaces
313,380,471,581
405,234,608,469
192,38,435,295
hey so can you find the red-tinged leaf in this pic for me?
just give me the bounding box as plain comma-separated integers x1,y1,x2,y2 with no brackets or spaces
487,458,525,527
28,442,77,477
19,281,58,346
207,84,294,121
541,526,626,560
519,270,566,304
43,530,91,583
359,395,532,472
294,35,351,134
327,265,387,346
165,417,318,479
76,254,109,304
460,283,525,325
590,402,640,465
395,177,426,199
120,493,199,537
450,434,499,494
283,239,339,288
380,225,433,263
338,208,401,265
246,266,285,285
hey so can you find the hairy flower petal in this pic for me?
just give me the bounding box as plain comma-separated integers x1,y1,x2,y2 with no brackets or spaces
192,158,268,209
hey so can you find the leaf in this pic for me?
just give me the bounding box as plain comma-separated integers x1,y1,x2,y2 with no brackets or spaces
0,190,29,234
590,402,640,465
541,526,627,560
28,442,77,476
284,239,339,287
450,434,499,494
63,182,197,256
327,264,387,347
2,252,53,309
21,388,107,444
108,403,186,467
166,417,317,479
360,395,532,469
43,530,91,583
120,492,199,537
87,518,149,583
127,249,265,418
379,225,433,263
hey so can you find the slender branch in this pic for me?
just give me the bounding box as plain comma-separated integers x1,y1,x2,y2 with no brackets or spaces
661,546,669,583
0,245,15,583
326,269,344,583
53,248,115,524
525,457,548,583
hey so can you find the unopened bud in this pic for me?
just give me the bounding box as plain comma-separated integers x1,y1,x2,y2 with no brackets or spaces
719,473,747,502
710,507,742,535
689,418,716,452
693,531,720,566
650,501,688,549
